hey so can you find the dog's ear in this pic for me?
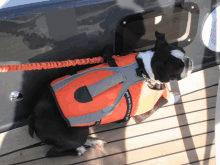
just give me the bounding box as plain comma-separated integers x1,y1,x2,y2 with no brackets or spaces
155,31,165,39
152,61,170,83
154,31,168,49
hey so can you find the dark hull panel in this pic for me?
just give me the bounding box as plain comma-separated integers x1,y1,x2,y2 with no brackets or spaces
0,0,219,133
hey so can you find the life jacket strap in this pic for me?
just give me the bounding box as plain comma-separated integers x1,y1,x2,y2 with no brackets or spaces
93,47,132,125
103,45,118,67
94,46,118,125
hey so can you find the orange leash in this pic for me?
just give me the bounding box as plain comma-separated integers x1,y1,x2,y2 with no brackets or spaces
0,56,119,72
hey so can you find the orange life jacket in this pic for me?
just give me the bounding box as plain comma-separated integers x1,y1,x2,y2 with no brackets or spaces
50,52,170,127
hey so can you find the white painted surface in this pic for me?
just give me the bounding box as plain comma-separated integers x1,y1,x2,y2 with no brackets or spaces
202,5,220,52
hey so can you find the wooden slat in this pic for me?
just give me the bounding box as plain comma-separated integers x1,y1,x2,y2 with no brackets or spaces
80,134,215,165
127,145,215,165
1,106,214,165
168,65,220,96
166,85,217,106
90,109,215,144
76,122,215,165
19,129,214,165
91,96,216,134
215,77,220,165
190,157,215,165
0,126,41,156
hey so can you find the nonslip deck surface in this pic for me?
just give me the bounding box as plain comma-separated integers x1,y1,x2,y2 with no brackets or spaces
0,65,219,165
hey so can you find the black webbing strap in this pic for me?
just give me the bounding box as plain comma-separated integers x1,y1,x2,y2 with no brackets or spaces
103,45,118,67
93,120,101,126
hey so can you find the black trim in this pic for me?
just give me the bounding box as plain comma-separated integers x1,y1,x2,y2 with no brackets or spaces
107,58,118,67
103,44,117,67
74,85,93,103
49,85,71,127
136,58,150,78
103,48,118,67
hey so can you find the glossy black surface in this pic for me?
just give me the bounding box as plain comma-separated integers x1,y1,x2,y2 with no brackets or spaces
115,3,200,54
0,0,220,133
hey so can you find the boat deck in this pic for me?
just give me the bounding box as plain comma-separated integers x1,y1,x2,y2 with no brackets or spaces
0,65,219,165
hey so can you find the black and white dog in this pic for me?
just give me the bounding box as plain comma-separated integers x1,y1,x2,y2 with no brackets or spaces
27,31,193,157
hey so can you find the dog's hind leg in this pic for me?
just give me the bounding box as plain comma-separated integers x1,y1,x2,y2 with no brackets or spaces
46,146,86,157
27,113,35,138
85,138,107,149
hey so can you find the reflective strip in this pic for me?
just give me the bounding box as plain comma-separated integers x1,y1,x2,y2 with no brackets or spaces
87,72,125,98
51,71,91,92
68,105,114,125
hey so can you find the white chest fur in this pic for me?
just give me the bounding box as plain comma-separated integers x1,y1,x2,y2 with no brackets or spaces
136,51,155,80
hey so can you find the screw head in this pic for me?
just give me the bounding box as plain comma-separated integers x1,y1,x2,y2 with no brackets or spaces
9,91,23,102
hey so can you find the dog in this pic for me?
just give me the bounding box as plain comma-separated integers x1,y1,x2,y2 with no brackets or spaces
27,31,193,157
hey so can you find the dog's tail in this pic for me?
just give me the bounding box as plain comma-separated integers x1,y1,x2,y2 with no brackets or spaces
27,113,35,138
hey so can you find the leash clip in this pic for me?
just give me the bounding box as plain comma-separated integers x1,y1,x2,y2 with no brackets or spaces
142,73,155,88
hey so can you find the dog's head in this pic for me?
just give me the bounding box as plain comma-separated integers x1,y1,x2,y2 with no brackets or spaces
150,31,193,83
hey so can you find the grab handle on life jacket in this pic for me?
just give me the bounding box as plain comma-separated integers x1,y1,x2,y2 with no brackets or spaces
74,72,126,103
88,72,125,98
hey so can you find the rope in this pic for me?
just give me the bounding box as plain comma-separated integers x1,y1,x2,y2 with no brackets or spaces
0,56,120,72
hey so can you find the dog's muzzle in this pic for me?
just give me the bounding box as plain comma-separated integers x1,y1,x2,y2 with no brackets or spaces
178,55,193,80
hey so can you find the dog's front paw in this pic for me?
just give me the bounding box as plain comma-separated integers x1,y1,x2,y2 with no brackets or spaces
85,139,107,149
167,92,180,104
76,146,86,156
93,140,107,149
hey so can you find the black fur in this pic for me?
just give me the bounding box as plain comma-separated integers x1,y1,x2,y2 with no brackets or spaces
151,31,185,82
28,88,89,157
27,31,188,157
27,113,35,138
